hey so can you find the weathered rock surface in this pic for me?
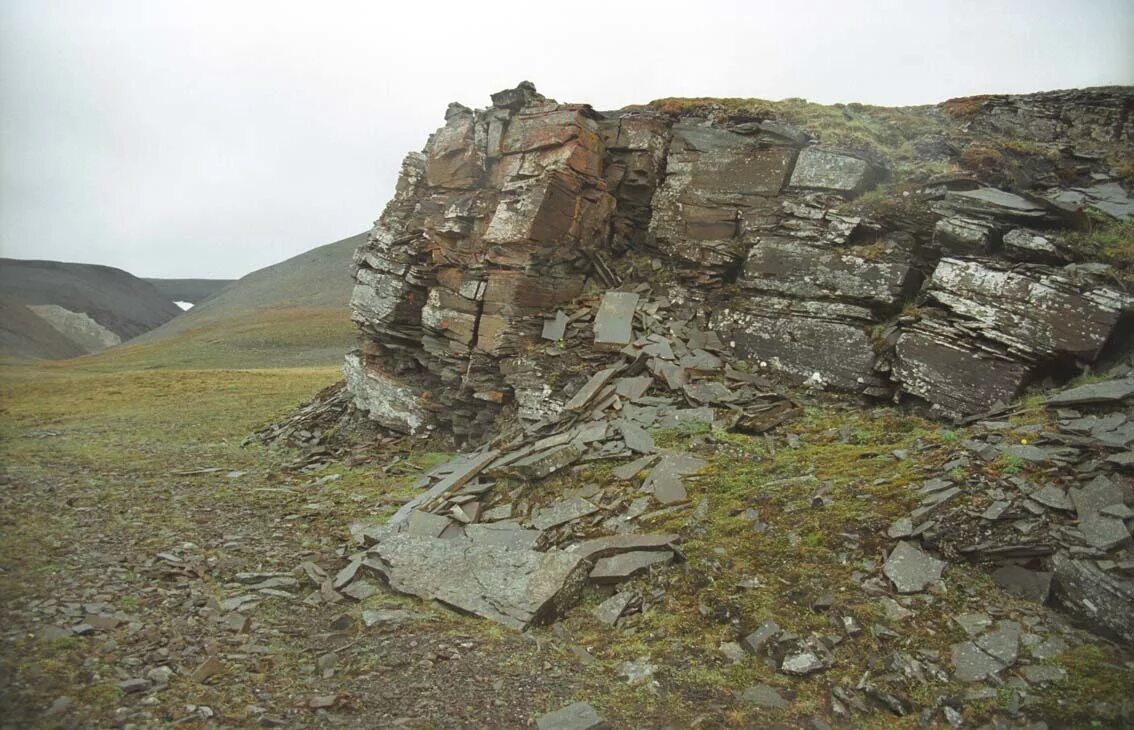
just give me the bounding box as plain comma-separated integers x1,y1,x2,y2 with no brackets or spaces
342,83,1133,432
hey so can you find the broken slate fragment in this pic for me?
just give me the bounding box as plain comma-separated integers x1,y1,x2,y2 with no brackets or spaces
1044,377,1134,406
976,621,1021,666
536,701,609,730
593,591,636,625
564,368,620,412
406,510,452,538
741,683,789,709
648,471,688,506
950,641,1005,682
542,310,569,341
532,497,599,531
510,442,586,480
593,291,639,348
883,541,946,593
341,580,379,601
614,376,653,401
612,454,659,481
590,550,673,583
617,419,656,454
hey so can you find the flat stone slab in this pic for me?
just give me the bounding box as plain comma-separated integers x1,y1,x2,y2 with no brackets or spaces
593,292,639,347
541,310,569,341
951,641,1005,682
590,550,673,583
1045,377,1134,406
510,442,586,480
564,368,620,412
741,683,788,709
532,497,599,531
617,419,656,454
612,455,659,481
368,534,587,630
367,530,679,630
537,701,608,730
883,541,946,593
614,376,653,401
593,591,635,625
975,621,1020,666
789,147,874,193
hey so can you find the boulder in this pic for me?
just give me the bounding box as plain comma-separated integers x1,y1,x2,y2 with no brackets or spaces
789,147,875,194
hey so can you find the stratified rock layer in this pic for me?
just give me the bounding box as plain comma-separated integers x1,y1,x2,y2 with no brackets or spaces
345,83,1134,436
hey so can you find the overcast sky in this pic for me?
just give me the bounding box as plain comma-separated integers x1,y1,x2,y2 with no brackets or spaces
1,1,1131,278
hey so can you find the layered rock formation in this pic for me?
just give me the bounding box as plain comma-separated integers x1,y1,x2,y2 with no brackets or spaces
345,83,1134,438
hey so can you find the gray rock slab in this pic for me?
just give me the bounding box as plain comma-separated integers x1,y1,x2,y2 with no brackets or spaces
741,684,788,709
741,620,782,654
1051,551,1134,644
614,376,653,401
656,407,715,430
465,522,542,550
593,292,639,347
532,497,599,531
1030,485,1073,512
564,367,620,412
789,147,874,193
590,550,673,583
954,613,992,636
542,310,569,341
368,533,590,630
617,419,656,454
612,455,659,481
406,510,452,538
536,701,608,730
510,442,586,480
976,621,1020,666
1019,664,1067,685
1045,377,1134,406
390,450,499,525
593,591,636,625
951,641,1005,682
682,381,737,404
648,471,688,505
946,187,1046,216
883,541,946,593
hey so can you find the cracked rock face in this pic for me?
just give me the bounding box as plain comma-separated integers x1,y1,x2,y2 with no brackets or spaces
344,82,1134,438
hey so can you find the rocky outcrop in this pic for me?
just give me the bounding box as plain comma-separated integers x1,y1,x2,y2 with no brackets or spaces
345,83,1134,438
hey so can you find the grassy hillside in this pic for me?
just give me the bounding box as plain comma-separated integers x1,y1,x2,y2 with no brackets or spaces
101,233,366,369
0,258,181,341
0,298,86,361
143,278,235,304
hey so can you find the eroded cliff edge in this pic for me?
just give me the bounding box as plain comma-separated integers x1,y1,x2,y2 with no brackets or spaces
343,83,1134,443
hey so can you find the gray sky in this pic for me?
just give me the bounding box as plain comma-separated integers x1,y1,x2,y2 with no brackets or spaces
1,1,1131,278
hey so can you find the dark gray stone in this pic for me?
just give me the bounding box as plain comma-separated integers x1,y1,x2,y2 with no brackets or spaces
1052,551,1134,644
883,541,946,593
950,641,1005,682
789,147,874,194
536,701,608,730
589,550,673,583
532,497,599,531
1045,377,1134,406
742,684,789,709
593,292,639,347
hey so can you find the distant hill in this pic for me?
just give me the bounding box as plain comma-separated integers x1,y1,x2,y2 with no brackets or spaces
0,297,87,360
94,233,365,369
144,278,235,304
0,258,183,360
